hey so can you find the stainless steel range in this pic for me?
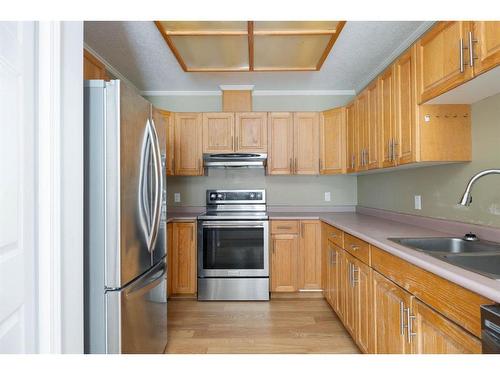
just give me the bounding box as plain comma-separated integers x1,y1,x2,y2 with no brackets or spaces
197,189,269,301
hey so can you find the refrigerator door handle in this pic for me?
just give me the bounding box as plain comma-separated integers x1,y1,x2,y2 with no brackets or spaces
148,116,163,251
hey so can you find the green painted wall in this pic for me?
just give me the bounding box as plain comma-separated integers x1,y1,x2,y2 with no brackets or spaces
146,94,354,112
167,169,357,207
357,92,500,228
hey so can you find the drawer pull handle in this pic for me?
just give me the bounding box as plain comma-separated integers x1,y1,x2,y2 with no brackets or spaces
351,245,360,251
277,226,292,230
330,233,337,238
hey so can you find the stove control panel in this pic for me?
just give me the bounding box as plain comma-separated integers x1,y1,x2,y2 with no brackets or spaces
207,190,265,204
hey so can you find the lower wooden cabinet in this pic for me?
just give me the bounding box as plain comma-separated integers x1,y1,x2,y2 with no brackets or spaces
271,220,321,292
343,253,357,337
271,233,299,292
170,221,197,295
372,270,413,354
412,298,481,354
167,222,173,297
353,257,373,353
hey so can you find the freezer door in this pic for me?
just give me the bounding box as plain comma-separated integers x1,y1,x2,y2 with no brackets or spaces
106,260,168,354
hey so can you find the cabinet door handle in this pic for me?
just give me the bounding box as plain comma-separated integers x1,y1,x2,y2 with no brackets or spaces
406,307,417,343
393,140,398,161
400,301,406,336
235,136,239,151
388,140,393,161
468,31,478,68
276,226,292,230
331,250,337,266
232,135,235,151
352,265,359,284
350,244,359,251
289,158,293,173
294,158,298,174
459,38,465,73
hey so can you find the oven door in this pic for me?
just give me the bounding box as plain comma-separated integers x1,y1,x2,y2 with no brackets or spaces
198,220,269,278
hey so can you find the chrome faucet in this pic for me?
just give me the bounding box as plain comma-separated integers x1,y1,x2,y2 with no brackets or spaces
458,169,500,206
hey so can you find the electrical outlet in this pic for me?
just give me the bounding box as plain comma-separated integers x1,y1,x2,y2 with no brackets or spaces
414,195,422,210
174,192,181,203
324,192,331,202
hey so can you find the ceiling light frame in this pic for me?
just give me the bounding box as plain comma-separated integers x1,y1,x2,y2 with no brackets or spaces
154,21,346,72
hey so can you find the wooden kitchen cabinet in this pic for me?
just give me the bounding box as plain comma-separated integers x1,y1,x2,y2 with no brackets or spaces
271,233,299,292
167,222,173,298
372,271,413,354
320,108,346,174
473,21,500,75
267,112,294,175
298,220,321,290
235,112,268,153
366,80,380,170
174,113,203,176
84,49,109,80
294,112,320,175
355,91,369,172
171,221,197,295
202,112,235,153
394,46,417,165
416,22,473,104
353,257,373,353
411,298,482,354
153,108,174,176
343,253,357,338
345,101,357,173
378,65,397,168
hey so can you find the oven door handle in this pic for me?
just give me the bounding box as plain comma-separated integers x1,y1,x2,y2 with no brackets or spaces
201,224,266,229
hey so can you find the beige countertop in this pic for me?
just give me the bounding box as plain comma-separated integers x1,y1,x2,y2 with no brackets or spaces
167,209,500,302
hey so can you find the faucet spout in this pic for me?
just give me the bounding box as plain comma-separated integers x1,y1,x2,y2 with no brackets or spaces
458,169,500,206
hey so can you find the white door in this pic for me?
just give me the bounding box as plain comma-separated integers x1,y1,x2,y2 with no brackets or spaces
0,21,36,353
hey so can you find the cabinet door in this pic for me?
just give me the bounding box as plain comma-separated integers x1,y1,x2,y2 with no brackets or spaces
321,224,330,299
293,112,320,175
473,21,500,75
343,254,357,337
202,112,235,153
379,67,396,168
84,49,108,80
329,243,342,314
174,113,202,176
153,108,174,176
372,271,412,354
337,249,346,322
320,108,346,175
271,234,298,292
345,101,357,173
412,299,481,354
235,112,268,152
416,21,473,103
354,259,373,354
394,46,417,165
268,112,294,175
366,80,380,170
171,222,197,294
167,222,173,298
298,221,321,290
355,92,368,171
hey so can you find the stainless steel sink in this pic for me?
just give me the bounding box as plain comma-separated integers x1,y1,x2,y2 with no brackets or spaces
389,237,500,254
389,236,500,280
442,254,500,280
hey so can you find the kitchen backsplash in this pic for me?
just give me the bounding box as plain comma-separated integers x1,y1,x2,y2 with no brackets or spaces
358,92,500,228
167,169,357,207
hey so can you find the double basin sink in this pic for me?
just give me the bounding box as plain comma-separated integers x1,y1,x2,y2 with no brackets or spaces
389,237,500,280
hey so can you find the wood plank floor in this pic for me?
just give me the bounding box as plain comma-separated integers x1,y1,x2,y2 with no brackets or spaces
165,298,360,354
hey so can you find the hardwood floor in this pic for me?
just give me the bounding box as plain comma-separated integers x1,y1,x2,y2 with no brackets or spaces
165,298,360,354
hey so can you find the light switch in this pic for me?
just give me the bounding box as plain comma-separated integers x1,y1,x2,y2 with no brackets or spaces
324,192,331,202
174,192,181,203
414,195,422,210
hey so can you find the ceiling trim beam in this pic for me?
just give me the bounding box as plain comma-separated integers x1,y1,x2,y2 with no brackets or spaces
154,21,188,72
316,21,346,70
248,21,254,71
141,89,356,97
164,30,247,36
253,29,339,36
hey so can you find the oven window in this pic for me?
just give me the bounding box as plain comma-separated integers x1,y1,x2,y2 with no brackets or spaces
203,227,264,269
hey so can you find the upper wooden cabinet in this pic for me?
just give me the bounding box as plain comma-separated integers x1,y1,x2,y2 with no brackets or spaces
294,112,320,175
267,112,294,175
366,81,380,170
394,46,417,165
174,113,203,176
378,66,397,169
473,21,500,75
83,49,109,80
153,108,174,176
345,101,357,173
416,22,473,103
202,112,235,153
235,112,268,153
355,91,369,172
320,108,346,175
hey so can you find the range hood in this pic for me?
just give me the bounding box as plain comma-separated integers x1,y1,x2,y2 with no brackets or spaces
203,153,267,169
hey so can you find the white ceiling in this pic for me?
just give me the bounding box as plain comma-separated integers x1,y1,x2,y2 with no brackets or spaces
84,21,433,94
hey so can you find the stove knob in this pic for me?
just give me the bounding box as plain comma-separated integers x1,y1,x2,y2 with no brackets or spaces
249,193,255,199
210,193,217,200
217,193,223,199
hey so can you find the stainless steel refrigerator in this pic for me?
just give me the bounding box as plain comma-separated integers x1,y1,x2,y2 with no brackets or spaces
84,80,168,354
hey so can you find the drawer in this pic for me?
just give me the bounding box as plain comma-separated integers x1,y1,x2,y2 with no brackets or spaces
324,224,343,248
271,220,299,234
344,233,370,265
